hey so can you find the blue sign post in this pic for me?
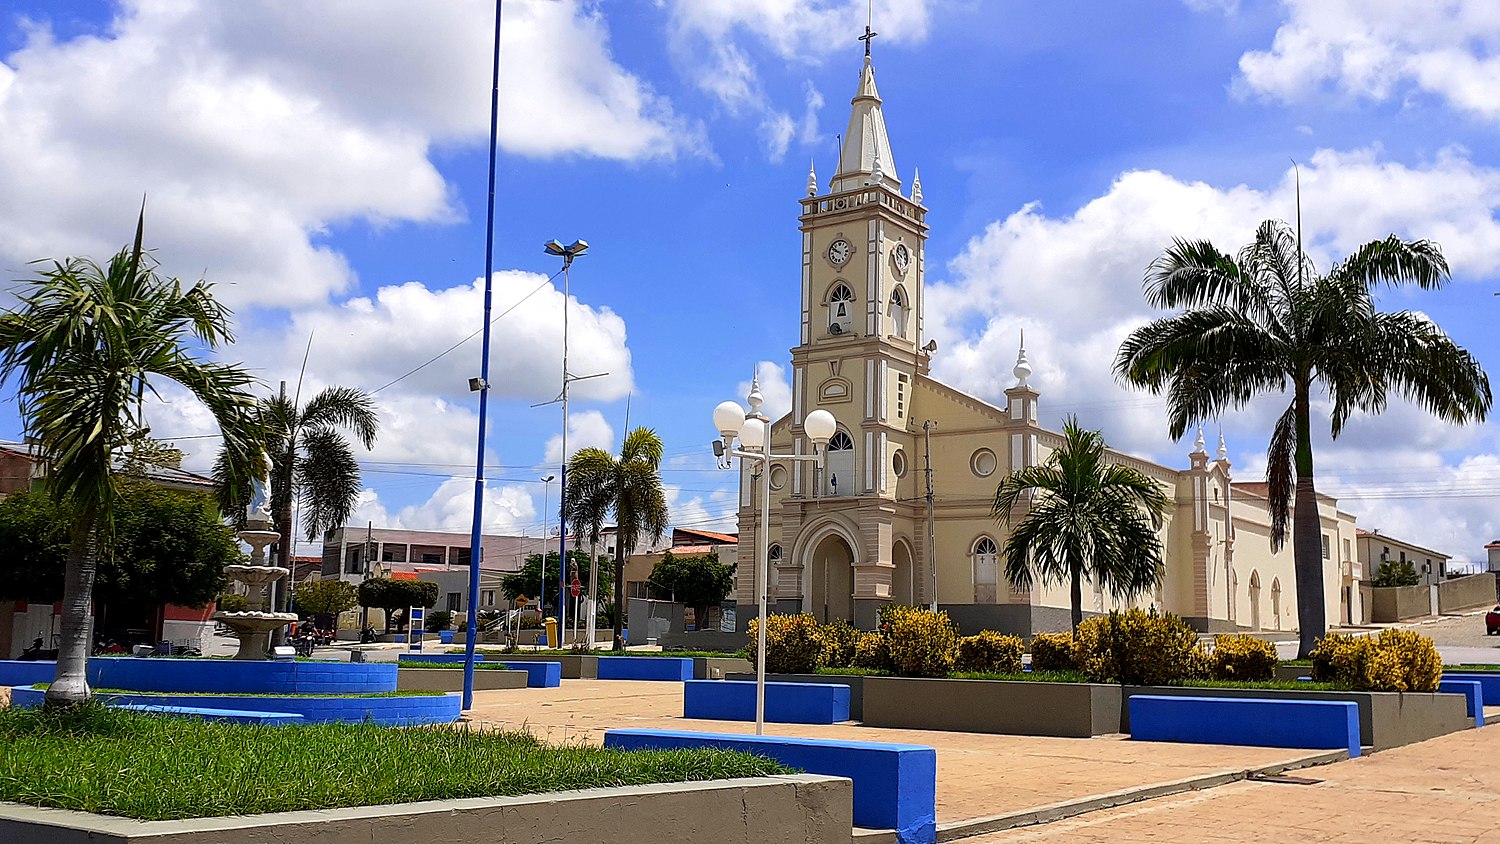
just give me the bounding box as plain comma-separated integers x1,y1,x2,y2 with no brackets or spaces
408,607,425,653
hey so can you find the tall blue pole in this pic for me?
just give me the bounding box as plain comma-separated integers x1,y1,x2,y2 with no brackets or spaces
558,461,567,642
463,0,503,711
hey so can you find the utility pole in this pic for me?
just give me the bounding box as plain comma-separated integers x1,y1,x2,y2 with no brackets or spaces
923,420,938,612
360,521,373,631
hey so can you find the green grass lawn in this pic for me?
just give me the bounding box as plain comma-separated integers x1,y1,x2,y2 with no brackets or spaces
452,648,748,659
814,666,1352,690
1443,664,1500,672
0,705,792,820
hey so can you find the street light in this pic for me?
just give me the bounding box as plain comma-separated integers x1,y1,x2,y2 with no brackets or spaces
713,378,835,735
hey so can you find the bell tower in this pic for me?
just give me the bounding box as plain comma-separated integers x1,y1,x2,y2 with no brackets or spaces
788,53,930,502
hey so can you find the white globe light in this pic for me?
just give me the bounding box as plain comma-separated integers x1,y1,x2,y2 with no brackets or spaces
803,409,836,445
740,417,766,450
713,401,746,438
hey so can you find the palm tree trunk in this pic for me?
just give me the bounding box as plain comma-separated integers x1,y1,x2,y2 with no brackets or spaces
46,518,99,708
1070,565,1084,634
1292,380,1327,659
612,543,626,652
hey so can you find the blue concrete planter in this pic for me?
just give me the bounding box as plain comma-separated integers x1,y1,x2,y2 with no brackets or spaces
597,656,693,681
438,631,455,644
0,660,59,687
495,661,562,687
1130,694,1360,758
684,680,850,724
8,686,461,726
1439,679,1485,726
1442,672,1500,705
82,657,398,695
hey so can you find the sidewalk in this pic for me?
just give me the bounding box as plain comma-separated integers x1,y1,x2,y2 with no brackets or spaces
965,722,1500,842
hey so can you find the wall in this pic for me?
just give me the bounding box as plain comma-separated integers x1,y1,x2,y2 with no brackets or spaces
1368,583,1431,622
1438,573,1496,614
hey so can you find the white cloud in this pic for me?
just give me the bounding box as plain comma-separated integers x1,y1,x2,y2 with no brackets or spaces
0,0,701,311
544,410,617,466
1230,0,1500,120
358,476,538,537
738,361,793,422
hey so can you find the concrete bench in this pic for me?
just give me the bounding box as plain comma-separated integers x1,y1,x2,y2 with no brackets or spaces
1439,679,1485,727
397,653,485,664
597,656,694,681
604,728,936,844
1441,672,1500,706
683,680,850,724
1129,694,1360,758
495,661,562,687
114,703,304,726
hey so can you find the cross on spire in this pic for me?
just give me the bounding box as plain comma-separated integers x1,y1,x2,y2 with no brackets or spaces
859,24,877,57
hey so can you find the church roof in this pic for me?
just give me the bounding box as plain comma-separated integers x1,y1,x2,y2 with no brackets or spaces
831,56,900,194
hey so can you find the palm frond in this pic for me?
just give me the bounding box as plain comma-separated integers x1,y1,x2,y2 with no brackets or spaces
1265,402,1297,550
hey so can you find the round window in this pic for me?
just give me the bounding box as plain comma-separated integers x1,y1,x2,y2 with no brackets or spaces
971,449,997,477
892,449,907,479
768,464,787,490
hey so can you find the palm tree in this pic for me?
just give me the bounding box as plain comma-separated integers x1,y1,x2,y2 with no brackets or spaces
217,385,378,620
0,212,265,706
1115,219,1490,657
565,427,669,651
992,418,1169,634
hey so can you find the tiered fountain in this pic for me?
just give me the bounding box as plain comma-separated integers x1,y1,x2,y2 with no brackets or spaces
213,506,296,660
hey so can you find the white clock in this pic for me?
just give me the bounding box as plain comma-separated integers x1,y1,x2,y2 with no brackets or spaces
892,242,911,275
827,238,853,267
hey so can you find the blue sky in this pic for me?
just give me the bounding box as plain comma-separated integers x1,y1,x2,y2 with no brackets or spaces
3,1,1500,564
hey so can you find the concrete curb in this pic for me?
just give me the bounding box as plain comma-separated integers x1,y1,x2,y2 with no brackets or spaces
852,748,1347,844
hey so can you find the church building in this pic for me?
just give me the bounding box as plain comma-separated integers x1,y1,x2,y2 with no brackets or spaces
733,52,1364,635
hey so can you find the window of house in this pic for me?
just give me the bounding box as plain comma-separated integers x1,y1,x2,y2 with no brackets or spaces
892,448,907,479
828,284,854,335
825,431,855,496
889,286,909,339
973,537,999,585
768,544,782,566
1321,535,1330,559
420,553,443,565
483,590,495,607
971,449,998,478
896,373,908,418
446,592,461,612
1343,538,1351,561
345,548,362,575
382,545,407,563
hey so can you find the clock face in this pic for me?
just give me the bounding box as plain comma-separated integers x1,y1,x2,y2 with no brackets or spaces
827,238,853,266
892,242,911,274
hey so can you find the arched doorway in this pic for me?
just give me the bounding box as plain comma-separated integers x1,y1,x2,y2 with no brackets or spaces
1248,570,1262,631
891,540,914,606
825,431,855,497
1271,577,1282,631
972,537,999,603
808,532,856,624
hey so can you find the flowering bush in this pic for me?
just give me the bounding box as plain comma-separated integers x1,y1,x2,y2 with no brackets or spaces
1072,608,1199,686
954,630,1024,674
851,631,892,672
745,613,821,674
880,605,958,677
1205,634,1278,681
1028,632,1076,672
815,618,861,669
1311,630,1441,692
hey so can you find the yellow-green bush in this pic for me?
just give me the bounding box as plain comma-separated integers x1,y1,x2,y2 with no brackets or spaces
1206,634,1278,681
954,630,1024,674
745,613,821,674
879,605,958,678
1028,632,1076,672
1072,608,1199,686
816,618,861,668
851,631,891,672
1311,630,1441,692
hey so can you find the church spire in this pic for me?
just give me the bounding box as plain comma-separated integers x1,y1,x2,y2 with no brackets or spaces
831,54,899,193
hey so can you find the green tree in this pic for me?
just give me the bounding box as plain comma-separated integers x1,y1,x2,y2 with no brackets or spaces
1372,559,1421,588
565,427,669,651
499,550,612,611
356,577,438,633
648,550,733,626
0,213,264,706
1115,220,1490,657
292,578,359,624
992,418,1169,634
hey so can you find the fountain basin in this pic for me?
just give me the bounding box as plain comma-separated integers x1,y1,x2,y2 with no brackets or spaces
213,610,297,660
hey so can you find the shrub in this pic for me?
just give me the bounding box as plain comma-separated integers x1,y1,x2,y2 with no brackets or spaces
424,610,453,633
955,631,1023,674
745,613,821,674
1205,634,1277,681
851,632,891,672
816,618,861,668
1072,608,1199,686
1373,559,1421,587
1028,632,1075,672
880,605,958,678
1311,630,1441,692
214,593,247,613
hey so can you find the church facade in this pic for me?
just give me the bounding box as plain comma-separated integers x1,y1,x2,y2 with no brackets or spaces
733,55,1365,635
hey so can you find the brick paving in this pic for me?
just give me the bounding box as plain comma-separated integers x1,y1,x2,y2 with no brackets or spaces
966,722,1500,842
465,680,1337,825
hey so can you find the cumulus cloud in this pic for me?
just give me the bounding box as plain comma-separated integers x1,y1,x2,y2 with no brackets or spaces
1228,0,1500,121
544,410,617,466
0,0,701,311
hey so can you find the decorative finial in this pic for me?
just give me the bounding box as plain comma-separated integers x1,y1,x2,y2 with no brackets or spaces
747,370,765,416
1012,329,1032,387
911,167,923,204
870,149,884,185
807,160,818,196
1216,430,1228,462
1193,425,1206,454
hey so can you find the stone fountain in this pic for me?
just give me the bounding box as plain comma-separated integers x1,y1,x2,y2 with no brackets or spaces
213,501,296,660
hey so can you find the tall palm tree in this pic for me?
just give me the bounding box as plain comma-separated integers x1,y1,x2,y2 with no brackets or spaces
565,427,669,652
217,385,378,619
0,212,265,706
1115,219,1490,657
992,418,1169,634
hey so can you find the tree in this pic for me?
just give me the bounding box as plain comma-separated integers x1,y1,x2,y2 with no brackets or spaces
992,418,1169,634
1115,219,1490,657
99,478,239,611
0,212,265,706
1372,559,1421,588
216,384,378,632
565,427,669,651
293,578,359,624
648,550,734,626
499,550,612,612
357,577,438,633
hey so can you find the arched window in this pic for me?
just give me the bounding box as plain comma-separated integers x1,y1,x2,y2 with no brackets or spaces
825,431,855,496
1248,570,1262,631
973,536,999,601
1270,577,1282,631
768,544,782,564
828,284,854,335
888,286,909,339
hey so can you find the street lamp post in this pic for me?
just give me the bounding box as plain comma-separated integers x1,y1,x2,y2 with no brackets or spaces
713,383,835,735
540,474,555,628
